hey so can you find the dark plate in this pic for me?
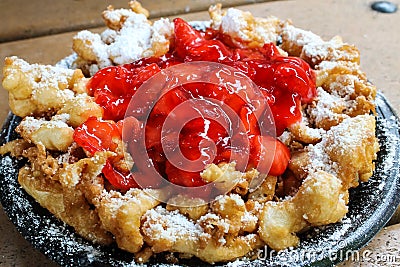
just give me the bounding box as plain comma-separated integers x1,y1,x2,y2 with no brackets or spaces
1,92,400,267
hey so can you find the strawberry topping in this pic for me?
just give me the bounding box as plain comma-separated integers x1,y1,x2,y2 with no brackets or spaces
76,18,316,192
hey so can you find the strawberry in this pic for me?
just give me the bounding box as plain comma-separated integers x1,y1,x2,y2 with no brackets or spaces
165,159,213,200
179,132,213,162
93,90,131,121
81,18,318,193
249,135,290,176
87,65,134,96
126,53,183,70
259,42,282,60
74,117,147,191
239,105,261,135
88,64,161,121
273,59,316,103
116,116,142,139
270,91,302,136
102,161,139,191
73,117,121,155
145,114,166,149
173,18,232,62
181,118,228,144
129,63,162,87
165,161,208,187
151,87,189,116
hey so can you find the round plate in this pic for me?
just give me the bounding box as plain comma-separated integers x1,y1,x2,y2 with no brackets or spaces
1,92,400,267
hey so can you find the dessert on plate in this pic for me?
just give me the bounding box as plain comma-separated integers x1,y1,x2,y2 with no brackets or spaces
0,1,379,264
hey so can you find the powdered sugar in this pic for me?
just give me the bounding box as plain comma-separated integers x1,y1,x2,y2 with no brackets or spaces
103,8,148,26
301,39,337,64
72,9,173,75
9,56,75,89
217,7,280,45
306,142,338,176
220,8,250,40
106,21,152,65
198,212,230,234
18,115,72,135
142,206,204,243
241,211,258,226
74,30,111,68
282,24,323,49
214,193,245,210
306,114,377,181
308,87,349,126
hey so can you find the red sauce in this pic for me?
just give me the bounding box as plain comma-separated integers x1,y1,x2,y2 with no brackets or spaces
74,18,316,191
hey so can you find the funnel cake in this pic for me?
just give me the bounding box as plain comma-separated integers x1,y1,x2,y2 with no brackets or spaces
0,2,379,265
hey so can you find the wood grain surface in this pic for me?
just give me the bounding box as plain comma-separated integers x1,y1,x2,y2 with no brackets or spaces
0,0,276,42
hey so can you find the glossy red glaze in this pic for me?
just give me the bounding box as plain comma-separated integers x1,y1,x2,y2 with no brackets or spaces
78,18,316,191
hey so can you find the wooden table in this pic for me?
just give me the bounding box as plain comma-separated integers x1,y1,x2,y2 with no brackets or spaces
1,0,399,266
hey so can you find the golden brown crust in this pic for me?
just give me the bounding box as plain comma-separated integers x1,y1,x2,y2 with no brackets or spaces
17,148,113,245
259,170,348,250
97,189,162,253
2,56,88,117
72,3,173,76
209,4,284,48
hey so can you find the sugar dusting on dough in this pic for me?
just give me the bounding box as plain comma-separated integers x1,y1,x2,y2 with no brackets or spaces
142,206,205,243
72,8,173,75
